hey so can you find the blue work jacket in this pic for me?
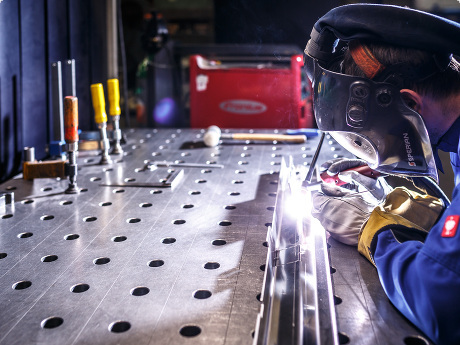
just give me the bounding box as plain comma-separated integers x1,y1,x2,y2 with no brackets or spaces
373,118,460,345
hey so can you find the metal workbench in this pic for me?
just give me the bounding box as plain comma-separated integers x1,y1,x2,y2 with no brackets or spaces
0,129,432,345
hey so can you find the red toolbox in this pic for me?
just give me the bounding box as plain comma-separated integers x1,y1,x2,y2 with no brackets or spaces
189,54,314,129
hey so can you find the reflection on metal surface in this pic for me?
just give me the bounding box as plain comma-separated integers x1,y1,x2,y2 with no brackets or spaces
254,157,338,345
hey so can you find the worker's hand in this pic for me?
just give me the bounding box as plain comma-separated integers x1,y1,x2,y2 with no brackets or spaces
358,187,445,266
320,158,392,203
312,158,393,245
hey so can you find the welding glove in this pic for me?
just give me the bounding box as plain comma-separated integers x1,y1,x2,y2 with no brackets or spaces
358,186,445,266
311,158,392,245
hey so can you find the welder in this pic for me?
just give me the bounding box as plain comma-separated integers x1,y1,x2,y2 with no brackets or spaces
304,4,460,345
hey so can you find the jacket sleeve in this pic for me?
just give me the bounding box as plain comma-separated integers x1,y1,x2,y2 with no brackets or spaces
373,190,460,345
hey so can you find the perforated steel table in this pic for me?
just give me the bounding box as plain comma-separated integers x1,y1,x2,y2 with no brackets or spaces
0,128,432,345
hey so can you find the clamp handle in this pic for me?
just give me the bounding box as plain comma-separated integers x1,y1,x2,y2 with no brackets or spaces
107,78,121,116
90,83,107,124
64,96,79,143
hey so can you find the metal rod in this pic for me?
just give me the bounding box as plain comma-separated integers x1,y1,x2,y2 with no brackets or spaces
305,132,325,183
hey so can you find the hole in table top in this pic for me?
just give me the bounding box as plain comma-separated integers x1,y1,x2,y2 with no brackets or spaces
115,159,124,163
270,162,281,166
150,190,163,194
80,188,88,192
334,295,342,305
109,321,131,333
6,186,17,190
272,147,281,151
112,236,127,242
60,200,73,205
243,146,253,150
139,203,152,208
22,199,34,204
162,237,176,244
210,152,220,157
131,287,150,296
85,158,95,163
152,152,161,156
260,264,266,271
2,214,13,219
330,267,337,274
182,204,194,209
235,170,246,174
212,239,227,246
125,178,136,182
41,255,58,263
206,160,217,165
270,180,278,185
201,169,212,173
103,168,113,172
18,232,33,238
113,189,125,194
204,262,220,270
71,283,90,293
41,187,52,192
195,179,207,184
338,332,350,344
41,317,63,329
256,293,261,301
148,259,165,267
267,206,275,211
271,153,281,158
83,216,97,222
64,234,79,240
265,223,272,227
219,221,232,226
0,253,7,259
268,192,277,197
189,191,201,195
403,336,429,345
127,218,141,224
173,219,186,225
232,180,244,184
194,290,212,299
100,202,112,206
224,205,236,210
180,325,201,337
41,215,54,221
228,192,240,196
238,161,248,165
94,257,110,265
90,177,101,182
262,241,269,247
13,281,32,290
241,153,251,157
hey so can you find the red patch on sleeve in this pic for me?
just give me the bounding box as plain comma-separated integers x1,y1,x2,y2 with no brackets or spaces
442,215,459,238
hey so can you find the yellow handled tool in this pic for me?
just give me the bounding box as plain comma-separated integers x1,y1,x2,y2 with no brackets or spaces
107,78,123,154
90,83,111,164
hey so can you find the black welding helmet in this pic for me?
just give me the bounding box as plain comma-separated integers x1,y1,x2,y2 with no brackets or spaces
304,4,460,182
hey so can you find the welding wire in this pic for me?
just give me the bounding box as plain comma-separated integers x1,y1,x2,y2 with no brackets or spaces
305,132,325,183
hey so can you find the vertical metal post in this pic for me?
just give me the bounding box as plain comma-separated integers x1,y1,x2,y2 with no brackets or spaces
106,0,118,79
51,61,64,143
64,59,76,97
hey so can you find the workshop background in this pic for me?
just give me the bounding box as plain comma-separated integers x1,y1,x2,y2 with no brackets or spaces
0,0,459,184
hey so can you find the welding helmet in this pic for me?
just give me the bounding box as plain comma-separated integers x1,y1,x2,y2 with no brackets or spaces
304,4,460,182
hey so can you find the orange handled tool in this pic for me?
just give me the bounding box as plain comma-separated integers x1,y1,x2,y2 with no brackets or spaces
320,165,382,187
64,96,79,143
64,96,80,194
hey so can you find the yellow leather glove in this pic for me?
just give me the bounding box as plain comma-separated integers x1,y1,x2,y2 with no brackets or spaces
358,186,445,266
